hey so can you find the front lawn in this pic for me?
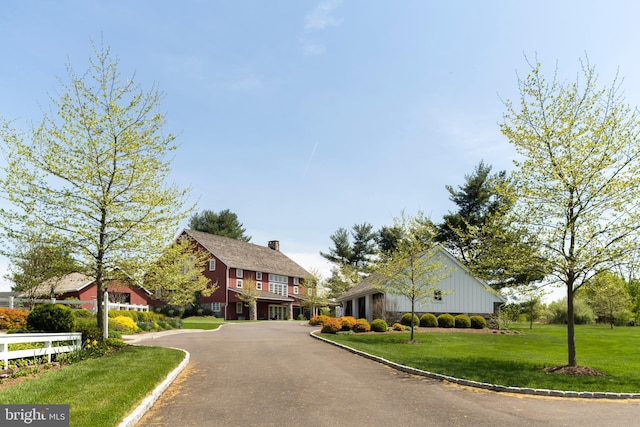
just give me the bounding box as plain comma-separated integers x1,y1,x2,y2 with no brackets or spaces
181,316,225,330
0,346,184,427
319,323,640,393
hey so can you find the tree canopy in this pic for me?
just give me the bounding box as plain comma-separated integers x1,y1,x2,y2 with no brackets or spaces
188,209,251,242
0,43,190,335
144,235,216,311
436,161,547,290
501,57,640,366
6,239,80,307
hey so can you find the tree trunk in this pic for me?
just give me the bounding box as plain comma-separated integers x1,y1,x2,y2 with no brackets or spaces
410,299,415,342
567,284,577,366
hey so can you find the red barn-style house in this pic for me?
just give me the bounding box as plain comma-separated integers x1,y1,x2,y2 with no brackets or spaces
177,229,310,320
32,272,151,310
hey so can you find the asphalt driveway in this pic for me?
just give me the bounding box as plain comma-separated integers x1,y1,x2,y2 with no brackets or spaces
134,322,639,427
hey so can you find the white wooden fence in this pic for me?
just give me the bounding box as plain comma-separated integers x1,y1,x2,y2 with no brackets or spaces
0,332,82,369
0,296,149,313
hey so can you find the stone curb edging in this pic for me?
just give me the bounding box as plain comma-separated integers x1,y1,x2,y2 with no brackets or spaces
310,331,640,400
117,347,190,427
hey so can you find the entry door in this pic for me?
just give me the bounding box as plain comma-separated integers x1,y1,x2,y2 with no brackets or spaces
269,305,287,320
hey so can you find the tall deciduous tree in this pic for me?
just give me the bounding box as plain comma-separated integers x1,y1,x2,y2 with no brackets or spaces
501,57,640,366
372,212,451,342
188,209,251,242
0,43,190,336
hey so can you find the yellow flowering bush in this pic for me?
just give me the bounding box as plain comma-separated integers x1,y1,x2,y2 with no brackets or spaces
109,315,139,333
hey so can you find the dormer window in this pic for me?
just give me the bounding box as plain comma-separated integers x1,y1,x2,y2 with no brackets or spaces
236,269,243,278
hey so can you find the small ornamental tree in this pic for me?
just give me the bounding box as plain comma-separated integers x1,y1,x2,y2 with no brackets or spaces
373,211,451,341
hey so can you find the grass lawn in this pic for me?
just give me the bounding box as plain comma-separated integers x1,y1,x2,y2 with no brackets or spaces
0,346,184,427
181,316,225,330
320,323,640,393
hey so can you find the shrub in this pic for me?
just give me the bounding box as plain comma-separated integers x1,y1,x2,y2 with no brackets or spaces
74,318,102,342
400,313,420,327
72,309,94,319
470,315,487,329
392,323,405,331
340,316,357,331
454,314,471,328
420,313,438,327
0,308,28,330
109,316,140,334
352,318,371,332
320,317,342,334
371,318,388,332
309,315,329,326
27,303,74,333
437,313,455,328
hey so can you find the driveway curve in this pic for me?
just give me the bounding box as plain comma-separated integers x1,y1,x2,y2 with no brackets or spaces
135,322,638,427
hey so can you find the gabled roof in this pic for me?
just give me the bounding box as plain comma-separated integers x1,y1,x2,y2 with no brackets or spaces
183,229,310,278
337,246,505,303
37,272,95,295
26,272,152,298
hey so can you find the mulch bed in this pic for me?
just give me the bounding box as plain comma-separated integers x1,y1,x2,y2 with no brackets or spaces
542,365,608,376
0,362,64,391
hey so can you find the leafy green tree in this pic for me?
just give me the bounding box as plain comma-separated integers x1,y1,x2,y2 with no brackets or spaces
584,272,632,328
0,43,190,337
321,223,377,298
501,57,640,366
436,161,505,263
436,162,547,289
299,268,328,319
188,209,251,242
235,277,260,321
6,238,80,308
144,235,216,312
376,225,403,256
372,212,451,342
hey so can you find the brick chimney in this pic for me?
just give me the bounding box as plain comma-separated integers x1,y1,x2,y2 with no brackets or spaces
268,240,280,251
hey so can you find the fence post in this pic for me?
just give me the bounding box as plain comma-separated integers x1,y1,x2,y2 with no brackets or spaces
1,341,7,369
8,296,13,309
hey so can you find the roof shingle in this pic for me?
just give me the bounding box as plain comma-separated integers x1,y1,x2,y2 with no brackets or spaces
184,229,309,278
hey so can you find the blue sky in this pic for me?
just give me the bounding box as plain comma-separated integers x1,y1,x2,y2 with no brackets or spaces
2,1,640,293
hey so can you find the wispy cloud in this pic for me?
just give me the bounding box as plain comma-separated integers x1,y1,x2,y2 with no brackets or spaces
305,0,343,30
300,0,344,56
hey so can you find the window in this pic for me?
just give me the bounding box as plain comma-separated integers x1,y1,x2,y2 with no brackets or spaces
256,272,262,280
434,290,443,301
209,260,216,271
269,282,287,296
236,279,243,288
268,274,288,284
236,302,243,314
256,281,262,290
155,289,162,299
293,286,299,295
236,269,243,278
211,302,221,313
293,277,299,285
